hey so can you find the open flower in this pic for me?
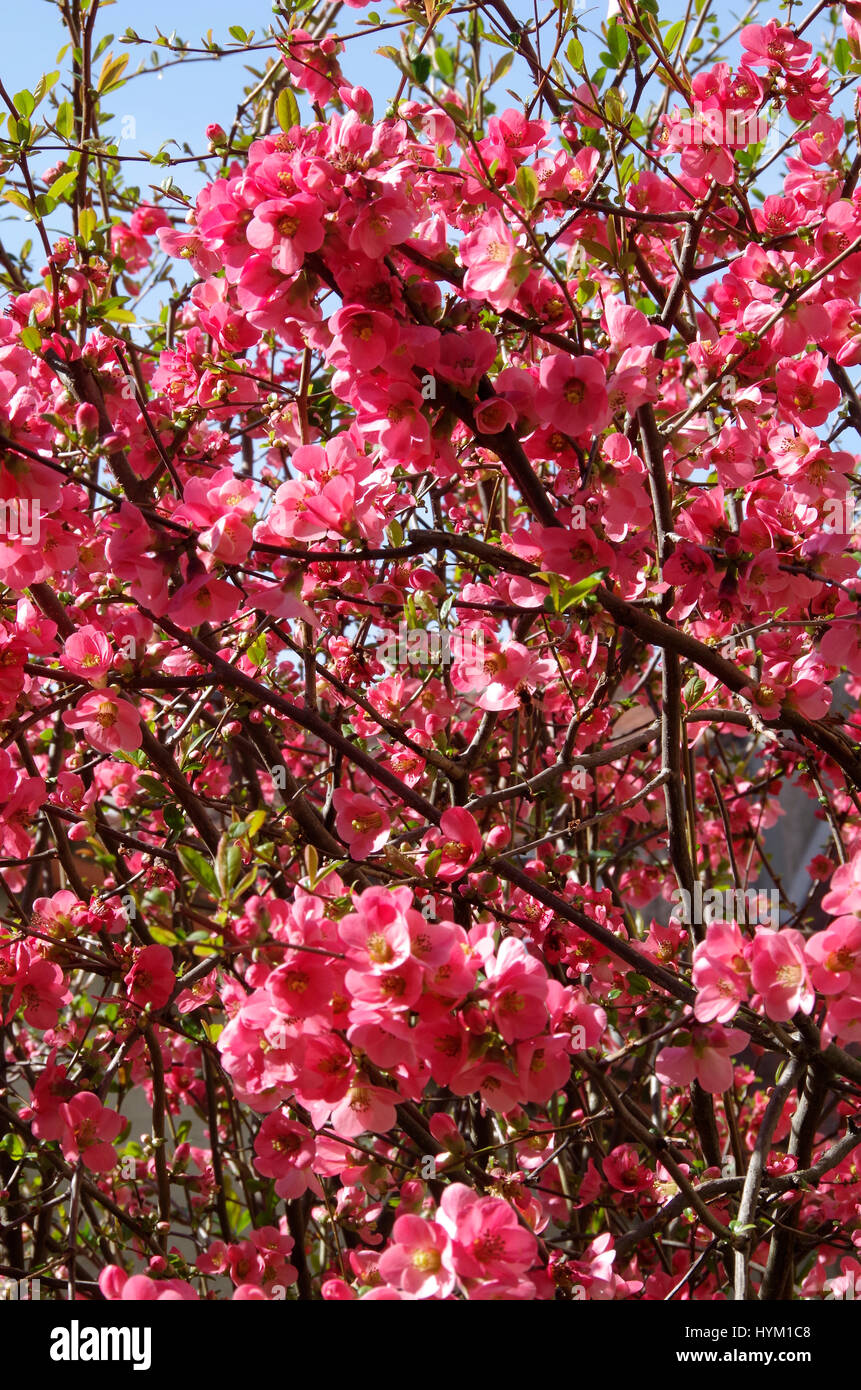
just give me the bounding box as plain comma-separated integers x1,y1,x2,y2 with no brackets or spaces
656,1023,747,1093
332,789,391,860
435,808,483,881
60,1092,124,1172
62,689,142,754
750,927,815,1021
124,944,176,1011
378,1216,456,1298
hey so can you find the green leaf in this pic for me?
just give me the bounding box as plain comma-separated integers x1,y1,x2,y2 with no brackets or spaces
177,845,219,898
78,207,97,243
664,20,685,53
626,973,650,995
604,86,626,126
13,89,35,119
56,101,75,138
275,86,300,132
606,21,628,63
96,53,129,94
20,325,41,351
215,833,242,899
433,46,454,80
32,70,60,108
834,37,851,76
412,52,432,85
3,189,34,214
562,572,604,608
490,51,514,85
228,25,249,43
163,804,185,837
618,153,635,188
149,925,178,946
137,773,167,797
515,164,539,210
45,167,78,202
567,35,584,71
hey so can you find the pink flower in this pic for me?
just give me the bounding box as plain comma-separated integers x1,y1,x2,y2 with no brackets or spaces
475,640,555,712
460,210,529,310
175,973,217,1014
537,353,610,434
296,1034,354,1105
656,1023,747,1093
437,1183,537,1285
338,893,412,972
378,1216,456,1298
536,525,615,583
483,937,548,1042
823,992,861,1046
473,396,517,434
60,1092,124,1172
435,807,482,881
775,353,841,428
822,852,861,915
603,1144,655,1195
692,920,751,1023
268,951,332,1016
332,789,391,860
61,624,113,682
348,196,415,259
21,1051,75,1141
246,195,326,273
253,1111,316,1199
740,20,812,72
62,690,142,753
750,927,815,1022
328,304,395,372
805,916,861,996
124,944,176,1011
99,1266,198,1300
8,957,68,1028
329,1082,399,1138
167,575,239,627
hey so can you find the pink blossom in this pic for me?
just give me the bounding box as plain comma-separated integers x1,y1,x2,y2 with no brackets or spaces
537,353,610,434
460,210,529,311
483,936,548,1042
62,690,142,753
805,916,861,996
437,1183,537,1286
124,944,176,1011
378,1216,456,1298
656,1023,747,1093
60,1092,124,1172
750,927,815,1022
329,1082,399,1138
60,624,113,682
332,788,391,859
692,920,751,1023
435,807,483,880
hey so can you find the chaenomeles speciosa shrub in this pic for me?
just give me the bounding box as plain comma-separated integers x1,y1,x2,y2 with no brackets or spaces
2,0,861,1304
